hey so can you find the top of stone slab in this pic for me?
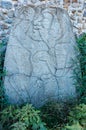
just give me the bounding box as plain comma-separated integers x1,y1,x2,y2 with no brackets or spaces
15,0,69,18
16,0,62,8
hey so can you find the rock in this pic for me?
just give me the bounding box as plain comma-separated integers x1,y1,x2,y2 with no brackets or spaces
0,45,6,53
1,23,10,29
83,10,86,17
0,0,85,44
2,36,9,43
1,8,8,14
4,4,77,107
1,1,12,10
83,2,86,8
5,18,13,24
7,10,15,18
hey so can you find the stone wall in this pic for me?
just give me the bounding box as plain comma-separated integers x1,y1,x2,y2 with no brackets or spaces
0,0,86,44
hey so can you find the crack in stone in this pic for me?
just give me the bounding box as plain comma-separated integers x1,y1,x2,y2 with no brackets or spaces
4,5,77,107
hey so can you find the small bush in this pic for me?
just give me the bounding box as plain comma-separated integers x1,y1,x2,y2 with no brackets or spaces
75,33,86,104
0,104,47,130
40,101,75,129
0,42,7,110
64,104,86,130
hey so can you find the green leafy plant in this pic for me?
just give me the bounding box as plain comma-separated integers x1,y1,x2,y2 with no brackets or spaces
65,122,83,130
68,104,86,127
0,104,47,130
73,33,86,104
0,105,18,129
64,104,86,130
0,42,7,110
40,101,75,129
11,122,27,130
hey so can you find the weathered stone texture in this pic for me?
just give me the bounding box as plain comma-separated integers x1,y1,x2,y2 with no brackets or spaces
0,0,86,44
4,4,76,107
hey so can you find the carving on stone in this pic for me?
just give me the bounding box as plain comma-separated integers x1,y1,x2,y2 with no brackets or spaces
4,3,77,107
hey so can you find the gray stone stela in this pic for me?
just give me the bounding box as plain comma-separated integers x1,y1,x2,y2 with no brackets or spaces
4,3,77,107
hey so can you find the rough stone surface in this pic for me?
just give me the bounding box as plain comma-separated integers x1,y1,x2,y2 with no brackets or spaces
1,1,12,9
0,0,85,44
4,4,77,107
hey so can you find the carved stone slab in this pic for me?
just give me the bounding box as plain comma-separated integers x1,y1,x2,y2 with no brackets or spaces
4,4,76,107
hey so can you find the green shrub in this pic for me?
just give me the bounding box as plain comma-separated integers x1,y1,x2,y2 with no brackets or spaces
65,122,84,130
75,33,86,104
0,42,7,110
64,104,86,130
0,104,47,130
40,101,75,129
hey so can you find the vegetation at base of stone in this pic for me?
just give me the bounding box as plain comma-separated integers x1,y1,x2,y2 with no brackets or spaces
0,102,86,130
74,33,86,104
40,102,86,130
0,104,47,130
0,42,7,110
40,101,75,129
64,104,86,130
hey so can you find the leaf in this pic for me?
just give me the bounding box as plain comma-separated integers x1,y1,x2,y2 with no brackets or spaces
65,122,83,130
